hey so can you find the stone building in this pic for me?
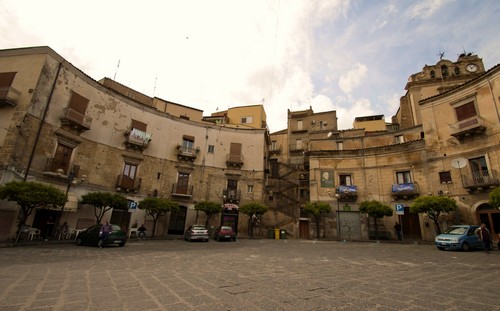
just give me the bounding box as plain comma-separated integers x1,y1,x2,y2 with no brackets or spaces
270,53,500,242
0,46,268,241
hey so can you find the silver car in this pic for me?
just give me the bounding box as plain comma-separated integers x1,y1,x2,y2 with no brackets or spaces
184,225,209,242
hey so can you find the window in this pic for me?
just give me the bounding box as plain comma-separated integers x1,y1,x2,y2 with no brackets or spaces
50,144,73,173
439,171,452,183
296,139,302,149
241,116,253,124
227,179,238,190
297,120,303,130
123,163,137,179
176,173,189,194
441,65,449,77
339,174,352,186
337,141,343,150
247,185,253,193
395,135,404,144
396,171,412,184
430,70,436,78
208,145,215,153
0,72,16,88
454,101,477,121
454,67,460,75
182,135,194,152
271,140,278,151
228,142,242,163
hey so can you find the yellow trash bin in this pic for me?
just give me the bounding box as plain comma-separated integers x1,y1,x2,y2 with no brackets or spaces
274,228,280,240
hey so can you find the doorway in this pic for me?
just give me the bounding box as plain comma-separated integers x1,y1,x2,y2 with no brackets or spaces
477,203,500,242
401,206,422,241
168,206,187,235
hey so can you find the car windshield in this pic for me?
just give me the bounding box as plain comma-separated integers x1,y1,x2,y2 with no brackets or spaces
442,226,467,235
192,226,206,230
221,226,232,231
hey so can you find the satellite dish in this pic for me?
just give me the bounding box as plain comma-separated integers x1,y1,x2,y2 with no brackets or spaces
451,158,467,169
327,132,332,138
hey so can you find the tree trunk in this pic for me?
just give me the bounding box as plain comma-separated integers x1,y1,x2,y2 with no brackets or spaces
315,215,321,239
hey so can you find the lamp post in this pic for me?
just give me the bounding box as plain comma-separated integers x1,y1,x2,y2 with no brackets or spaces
327,190,341,240
55,169,86,232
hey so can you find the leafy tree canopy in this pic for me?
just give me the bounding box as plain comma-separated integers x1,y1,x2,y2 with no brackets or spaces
304,201,331,217
239,202,269,216
194,201,222,215
0,181,67,226
80,192,128,223
359,200,393,218
410,196,457,217
489,186,500,209
139,197,179,219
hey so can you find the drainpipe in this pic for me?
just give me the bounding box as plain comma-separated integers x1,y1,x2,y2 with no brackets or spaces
23,62,62,181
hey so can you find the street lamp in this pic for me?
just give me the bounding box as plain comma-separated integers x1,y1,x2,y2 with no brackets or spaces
55,169,86,231
327,190,341,240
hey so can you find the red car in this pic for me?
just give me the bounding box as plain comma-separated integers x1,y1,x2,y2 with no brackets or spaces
213,225,236,241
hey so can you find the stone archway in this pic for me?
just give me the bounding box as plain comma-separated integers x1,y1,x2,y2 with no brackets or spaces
476,201,500,242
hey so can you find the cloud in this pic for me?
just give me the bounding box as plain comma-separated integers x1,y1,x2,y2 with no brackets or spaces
407,0,451,20
338,63,368,95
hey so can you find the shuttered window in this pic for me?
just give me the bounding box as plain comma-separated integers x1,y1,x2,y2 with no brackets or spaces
455,102,476,121
131,119,147,131
0,72,16,87
69,92,89,115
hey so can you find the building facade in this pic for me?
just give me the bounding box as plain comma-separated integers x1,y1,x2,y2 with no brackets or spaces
0,46,267,241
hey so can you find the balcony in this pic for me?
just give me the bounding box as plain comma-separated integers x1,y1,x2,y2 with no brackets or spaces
176,145,199,162
171,183,193,199
336,185,358,202
222,189,241,204
124,128,151,151
42,158,80,179
226,154,244,169
391,183,420,199
0,86,21,107
269,146,282,156
449,116,486,138
60,107,92,131
116,174,141,193
289,144,304,154
462,170,499,191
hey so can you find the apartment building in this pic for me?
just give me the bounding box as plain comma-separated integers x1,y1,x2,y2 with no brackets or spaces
0,46,267,241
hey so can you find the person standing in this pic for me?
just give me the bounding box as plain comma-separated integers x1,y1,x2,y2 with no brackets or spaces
475,223,492,254
99,220,113,248
394,222,402,241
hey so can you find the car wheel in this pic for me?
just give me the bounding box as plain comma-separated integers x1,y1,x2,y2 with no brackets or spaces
232,237,236,242
216,235,220,242
97,240,104,248
119,242,126,247
76,237,83,246
461,242,470,251
437,246,445,251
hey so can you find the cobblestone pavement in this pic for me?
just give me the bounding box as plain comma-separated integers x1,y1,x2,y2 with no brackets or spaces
0,239,499,311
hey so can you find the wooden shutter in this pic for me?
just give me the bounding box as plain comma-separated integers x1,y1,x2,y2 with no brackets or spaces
455,102,476,121
0,72,16,87
131,119,147,131
69,92,89,115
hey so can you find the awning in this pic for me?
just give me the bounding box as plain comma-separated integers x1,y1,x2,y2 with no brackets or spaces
224,203,239,210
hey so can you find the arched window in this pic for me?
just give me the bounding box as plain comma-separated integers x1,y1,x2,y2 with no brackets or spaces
441,65,449,77
454,67,460,75
430,70,436,78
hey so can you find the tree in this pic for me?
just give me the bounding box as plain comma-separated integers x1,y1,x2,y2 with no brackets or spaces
410,196,457,235
239,202,269,237
80,192,128,224
304,201,332,239
359,200,393,239
194,201,222,227
138,197,179,237
0,181,67,231
489,186,500,209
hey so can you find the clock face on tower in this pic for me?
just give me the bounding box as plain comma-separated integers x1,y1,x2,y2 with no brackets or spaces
466,64,478,72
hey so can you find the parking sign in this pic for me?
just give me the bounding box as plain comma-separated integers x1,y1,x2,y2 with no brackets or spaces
395,204,404,215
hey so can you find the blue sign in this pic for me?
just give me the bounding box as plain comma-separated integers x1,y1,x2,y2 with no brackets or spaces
395,204,404,215
128,201,138,209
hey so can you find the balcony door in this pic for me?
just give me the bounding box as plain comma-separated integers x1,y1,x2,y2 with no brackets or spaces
176,173,189,194
50,144,73,173
469,156,488,184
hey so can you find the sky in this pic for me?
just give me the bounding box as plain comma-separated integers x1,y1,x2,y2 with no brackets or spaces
1,0,499,133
